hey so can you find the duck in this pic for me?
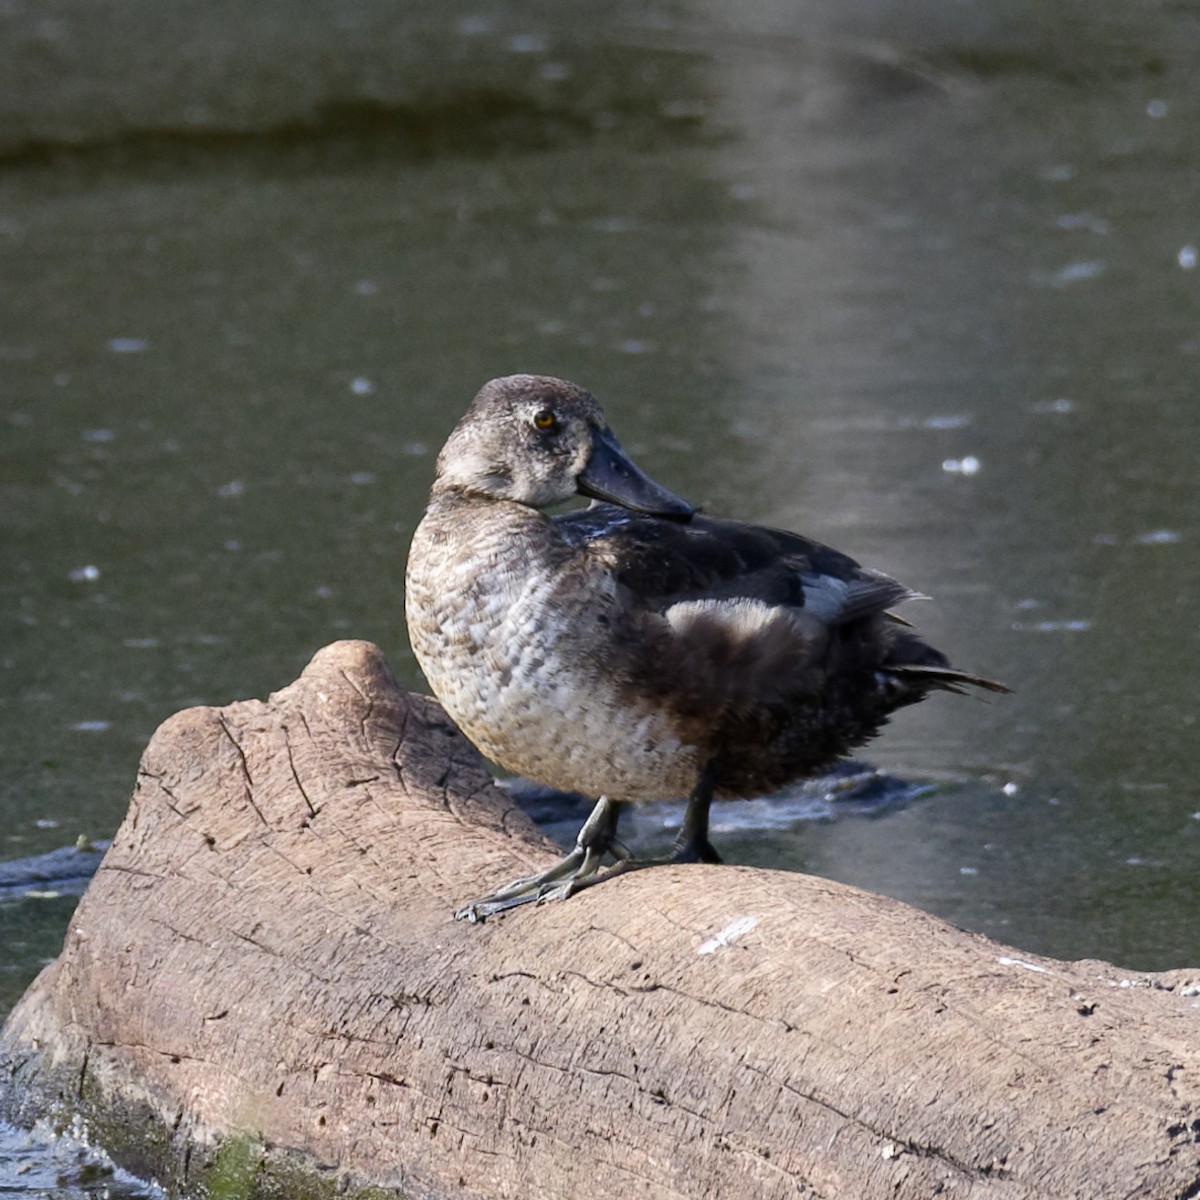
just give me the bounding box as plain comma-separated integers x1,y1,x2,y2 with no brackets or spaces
405,374,1008,920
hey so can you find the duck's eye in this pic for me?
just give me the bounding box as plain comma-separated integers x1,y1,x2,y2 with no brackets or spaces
532,409,559,432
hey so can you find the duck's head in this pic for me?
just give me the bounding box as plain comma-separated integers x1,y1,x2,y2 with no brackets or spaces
433,375,693,520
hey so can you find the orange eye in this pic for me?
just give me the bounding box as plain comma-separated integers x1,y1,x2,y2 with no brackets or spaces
532,409,558,431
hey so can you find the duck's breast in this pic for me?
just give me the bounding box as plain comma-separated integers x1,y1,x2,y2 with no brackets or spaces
406,504,702,801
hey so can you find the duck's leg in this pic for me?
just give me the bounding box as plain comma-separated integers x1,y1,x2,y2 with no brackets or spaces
671,767,722,864
528,769,723,901
456,773,723,921
454,794,629,921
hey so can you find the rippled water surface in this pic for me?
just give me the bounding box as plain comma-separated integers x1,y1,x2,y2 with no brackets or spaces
0,1118,162,1198
2,2,1200,1186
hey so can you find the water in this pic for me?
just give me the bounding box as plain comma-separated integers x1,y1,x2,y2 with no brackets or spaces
0,1118,162,1199
3,0,1200,1190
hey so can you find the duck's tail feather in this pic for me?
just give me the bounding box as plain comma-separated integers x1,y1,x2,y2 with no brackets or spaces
888,662,1012,696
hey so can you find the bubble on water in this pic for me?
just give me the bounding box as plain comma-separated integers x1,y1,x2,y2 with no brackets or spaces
1146,98,1168,118
1178,245,1197,270
354,279,378,295
620,339,651,355
941,455,980,475
1134,529,1181,544
509,33,546,53
216,480,244,498
1012,619,1092,633
960,866,979,876
68,565,100,582
1002,782,1020,796
82,428,115,442
1056,212,1112,235
1031,398,1074,414
539,62,570,82
35,818,60,829
123,637,159,649
108,337,148,353
349,471,376,485
1045,260,1106,287
349,377,375,395
72,720,110,732
924,414,971,430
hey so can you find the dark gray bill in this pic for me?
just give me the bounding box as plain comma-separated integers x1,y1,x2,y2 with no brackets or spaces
577,427,694,520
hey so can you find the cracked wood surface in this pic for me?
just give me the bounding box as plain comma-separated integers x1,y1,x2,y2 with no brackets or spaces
2,640,1199,1199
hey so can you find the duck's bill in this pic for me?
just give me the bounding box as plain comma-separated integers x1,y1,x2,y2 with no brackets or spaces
577,428,694,520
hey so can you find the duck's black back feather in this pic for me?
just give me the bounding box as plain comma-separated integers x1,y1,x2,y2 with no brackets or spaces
557,504,912,621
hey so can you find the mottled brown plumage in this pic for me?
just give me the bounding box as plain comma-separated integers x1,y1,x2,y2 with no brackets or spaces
404,374,1007,918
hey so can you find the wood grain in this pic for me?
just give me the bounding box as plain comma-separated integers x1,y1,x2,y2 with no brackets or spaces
2,641,1197,1199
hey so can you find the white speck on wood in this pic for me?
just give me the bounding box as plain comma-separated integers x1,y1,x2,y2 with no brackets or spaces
698,915,758,955
997,956,1051,974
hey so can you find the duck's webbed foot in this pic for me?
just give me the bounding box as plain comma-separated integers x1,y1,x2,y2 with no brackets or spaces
454,794,632,921
455,771,724,922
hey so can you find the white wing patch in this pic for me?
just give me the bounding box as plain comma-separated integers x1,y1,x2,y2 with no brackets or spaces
664,597,796,639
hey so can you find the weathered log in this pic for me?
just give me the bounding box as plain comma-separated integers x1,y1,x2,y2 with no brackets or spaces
1,640,1198,1199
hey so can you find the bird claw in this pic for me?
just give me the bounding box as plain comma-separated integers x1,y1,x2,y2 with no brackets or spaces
452,791,719,922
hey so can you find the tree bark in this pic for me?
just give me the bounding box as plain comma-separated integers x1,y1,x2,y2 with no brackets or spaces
2,640,1198,1199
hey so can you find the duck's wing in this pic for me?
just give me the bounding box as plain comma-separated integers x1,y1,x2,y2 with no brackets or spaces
556,504,1008,730
555,504,917,626
554,505,920,723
